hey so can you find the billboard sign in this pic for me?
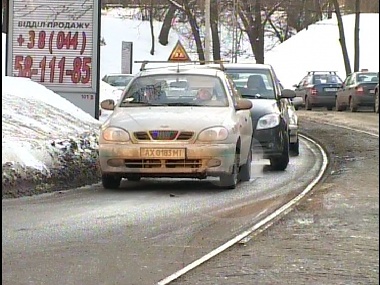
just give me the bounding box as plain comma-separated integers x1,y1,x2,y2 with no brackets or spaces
121,41,133,74
6,0,100,118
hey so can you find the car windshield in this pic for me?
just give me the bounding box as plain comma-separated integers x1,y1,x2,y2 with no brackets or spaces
225,69,276,99
107,75,133,87
119,74,229,107
313,74,343,84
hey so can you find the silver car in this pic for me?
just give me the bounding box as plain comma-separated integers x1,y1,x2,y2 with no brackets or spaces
99,64,253,189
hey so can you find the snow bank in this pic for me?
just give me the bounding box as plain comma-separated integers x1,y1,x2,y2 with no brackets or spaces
2,76,101,198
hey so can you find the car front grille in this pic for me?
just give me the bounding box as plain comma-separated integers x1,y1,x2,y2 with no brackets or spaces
125,159,202,168
133,131,194,141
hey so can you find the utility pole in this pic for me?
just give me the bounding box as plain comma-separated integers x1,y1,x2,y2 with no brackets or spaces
204,0,211,62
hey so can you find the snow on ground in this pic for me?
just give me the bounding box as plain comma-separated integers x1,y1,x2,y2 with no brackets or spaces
2,10,379,197
264,13,379,89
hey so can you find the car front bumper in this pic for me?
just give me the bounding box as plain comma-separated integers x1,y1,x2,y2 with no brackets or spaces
308,95,336,107
99,143,236,178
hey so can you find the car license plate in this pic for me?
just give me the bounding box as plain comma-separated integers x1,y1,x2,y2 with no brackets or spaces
324,87,338,92
370,89,375,94
140,148,186,159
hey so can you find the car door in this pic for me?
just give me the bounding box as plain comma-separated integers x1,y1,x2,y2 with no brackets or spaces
340,75,354,105
226,77,252,161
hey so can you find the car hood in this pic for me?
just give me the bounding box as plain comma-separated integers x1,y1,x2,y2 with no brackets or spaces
106,107,232,132
245,98,280,119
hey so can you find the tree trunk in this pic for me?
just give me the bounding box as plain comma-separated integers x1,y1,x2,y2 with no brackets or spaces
149,1,155,55
210,0,220,61
354,0,360,72
184,3,204,62
254,0,264,63
331,0,352,76
158,4,176,46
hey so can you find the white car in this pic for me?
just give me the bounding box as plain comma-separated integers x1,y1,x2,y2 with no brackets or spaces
99,63,253,189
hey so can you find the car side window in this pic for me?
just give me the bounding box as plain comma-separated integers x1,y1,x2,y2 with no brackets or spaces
225,76,240,106
347,75,355,86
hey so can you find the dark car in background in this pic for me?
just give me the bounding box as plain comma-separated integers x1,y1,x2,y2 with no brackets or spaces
335,70,379,112
293,71,343,110
215,63,298,171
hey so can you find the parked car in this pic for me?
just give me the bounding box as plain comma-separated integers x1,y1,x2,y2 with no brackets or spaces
99,63,253,190
375,83,379,113
335,70,379,112
213,63,298,170
102,73,135,90
293,71,343,110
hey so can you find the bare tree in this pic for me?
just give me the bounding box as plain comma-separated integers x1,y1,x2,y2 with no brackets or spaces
158,4,177,45
331,0,352,76
354,0,360,71
149,0,155,55
210,0,221,61
168,0,205,62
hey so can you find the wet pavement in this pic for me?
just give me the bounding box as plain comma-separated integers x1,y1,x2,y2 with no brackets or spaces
171,115,379,285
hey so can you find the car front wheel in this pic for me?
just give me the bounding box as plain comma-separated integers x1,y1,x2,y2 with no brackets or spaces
269,134,289,171
289,137,300,156
239,147,252,182
219,149,240,189
102,174,121,189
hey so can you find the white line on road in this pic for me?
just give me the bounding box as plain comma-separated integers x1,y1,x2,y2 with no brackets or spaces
156,134,329,285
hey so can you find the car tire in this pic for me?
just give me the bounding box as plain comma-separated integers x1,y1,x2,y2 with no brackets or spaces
269,133,289,171
375,91,379,113
327,106,333,111
336,98,344,111
305,96,312,110
219,149,240,189
239,147,252,182
102,174,121,189
289,137,300,156
349,97,358,112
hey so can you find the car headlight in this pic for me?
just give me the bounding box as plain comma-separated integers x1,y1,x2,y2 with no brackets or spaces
256,114,281,130
198,127,229,142
102,127,130,142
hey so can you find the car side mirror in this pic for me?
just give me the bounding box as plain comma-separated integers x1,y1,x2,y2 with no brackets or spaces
281,89,296,99
100,99,116,110
292,84,299,88
235,99,253,111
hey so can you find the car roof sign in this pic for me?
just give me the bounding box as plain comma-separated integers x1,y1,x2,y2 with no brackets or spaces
168,41,191,62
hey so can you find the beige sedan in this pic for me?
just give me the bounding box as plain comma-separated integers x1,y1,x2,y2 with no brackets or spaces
99,66,253,189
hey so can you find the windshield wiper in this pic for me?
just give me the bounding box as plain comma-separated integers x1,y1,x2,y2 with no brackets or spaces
119,101,167,107
242,94,266,99
166,102,200,106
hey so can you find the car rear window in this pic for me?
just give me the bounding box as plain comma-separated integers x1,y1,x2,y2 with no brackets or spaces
313,74,343,84
225,69,276,99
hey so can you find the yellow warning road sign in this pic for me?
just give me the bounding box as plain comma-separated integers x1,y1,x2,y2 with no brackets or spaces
168,41,191,62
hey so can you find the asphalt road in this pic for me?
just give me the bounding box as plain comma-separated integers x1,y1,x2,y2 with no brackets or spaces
2,138,323,285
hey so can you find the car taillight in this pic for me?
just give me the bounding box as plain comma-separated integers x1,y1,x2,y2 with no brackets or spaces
355,86,364,95
311,87,318,95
